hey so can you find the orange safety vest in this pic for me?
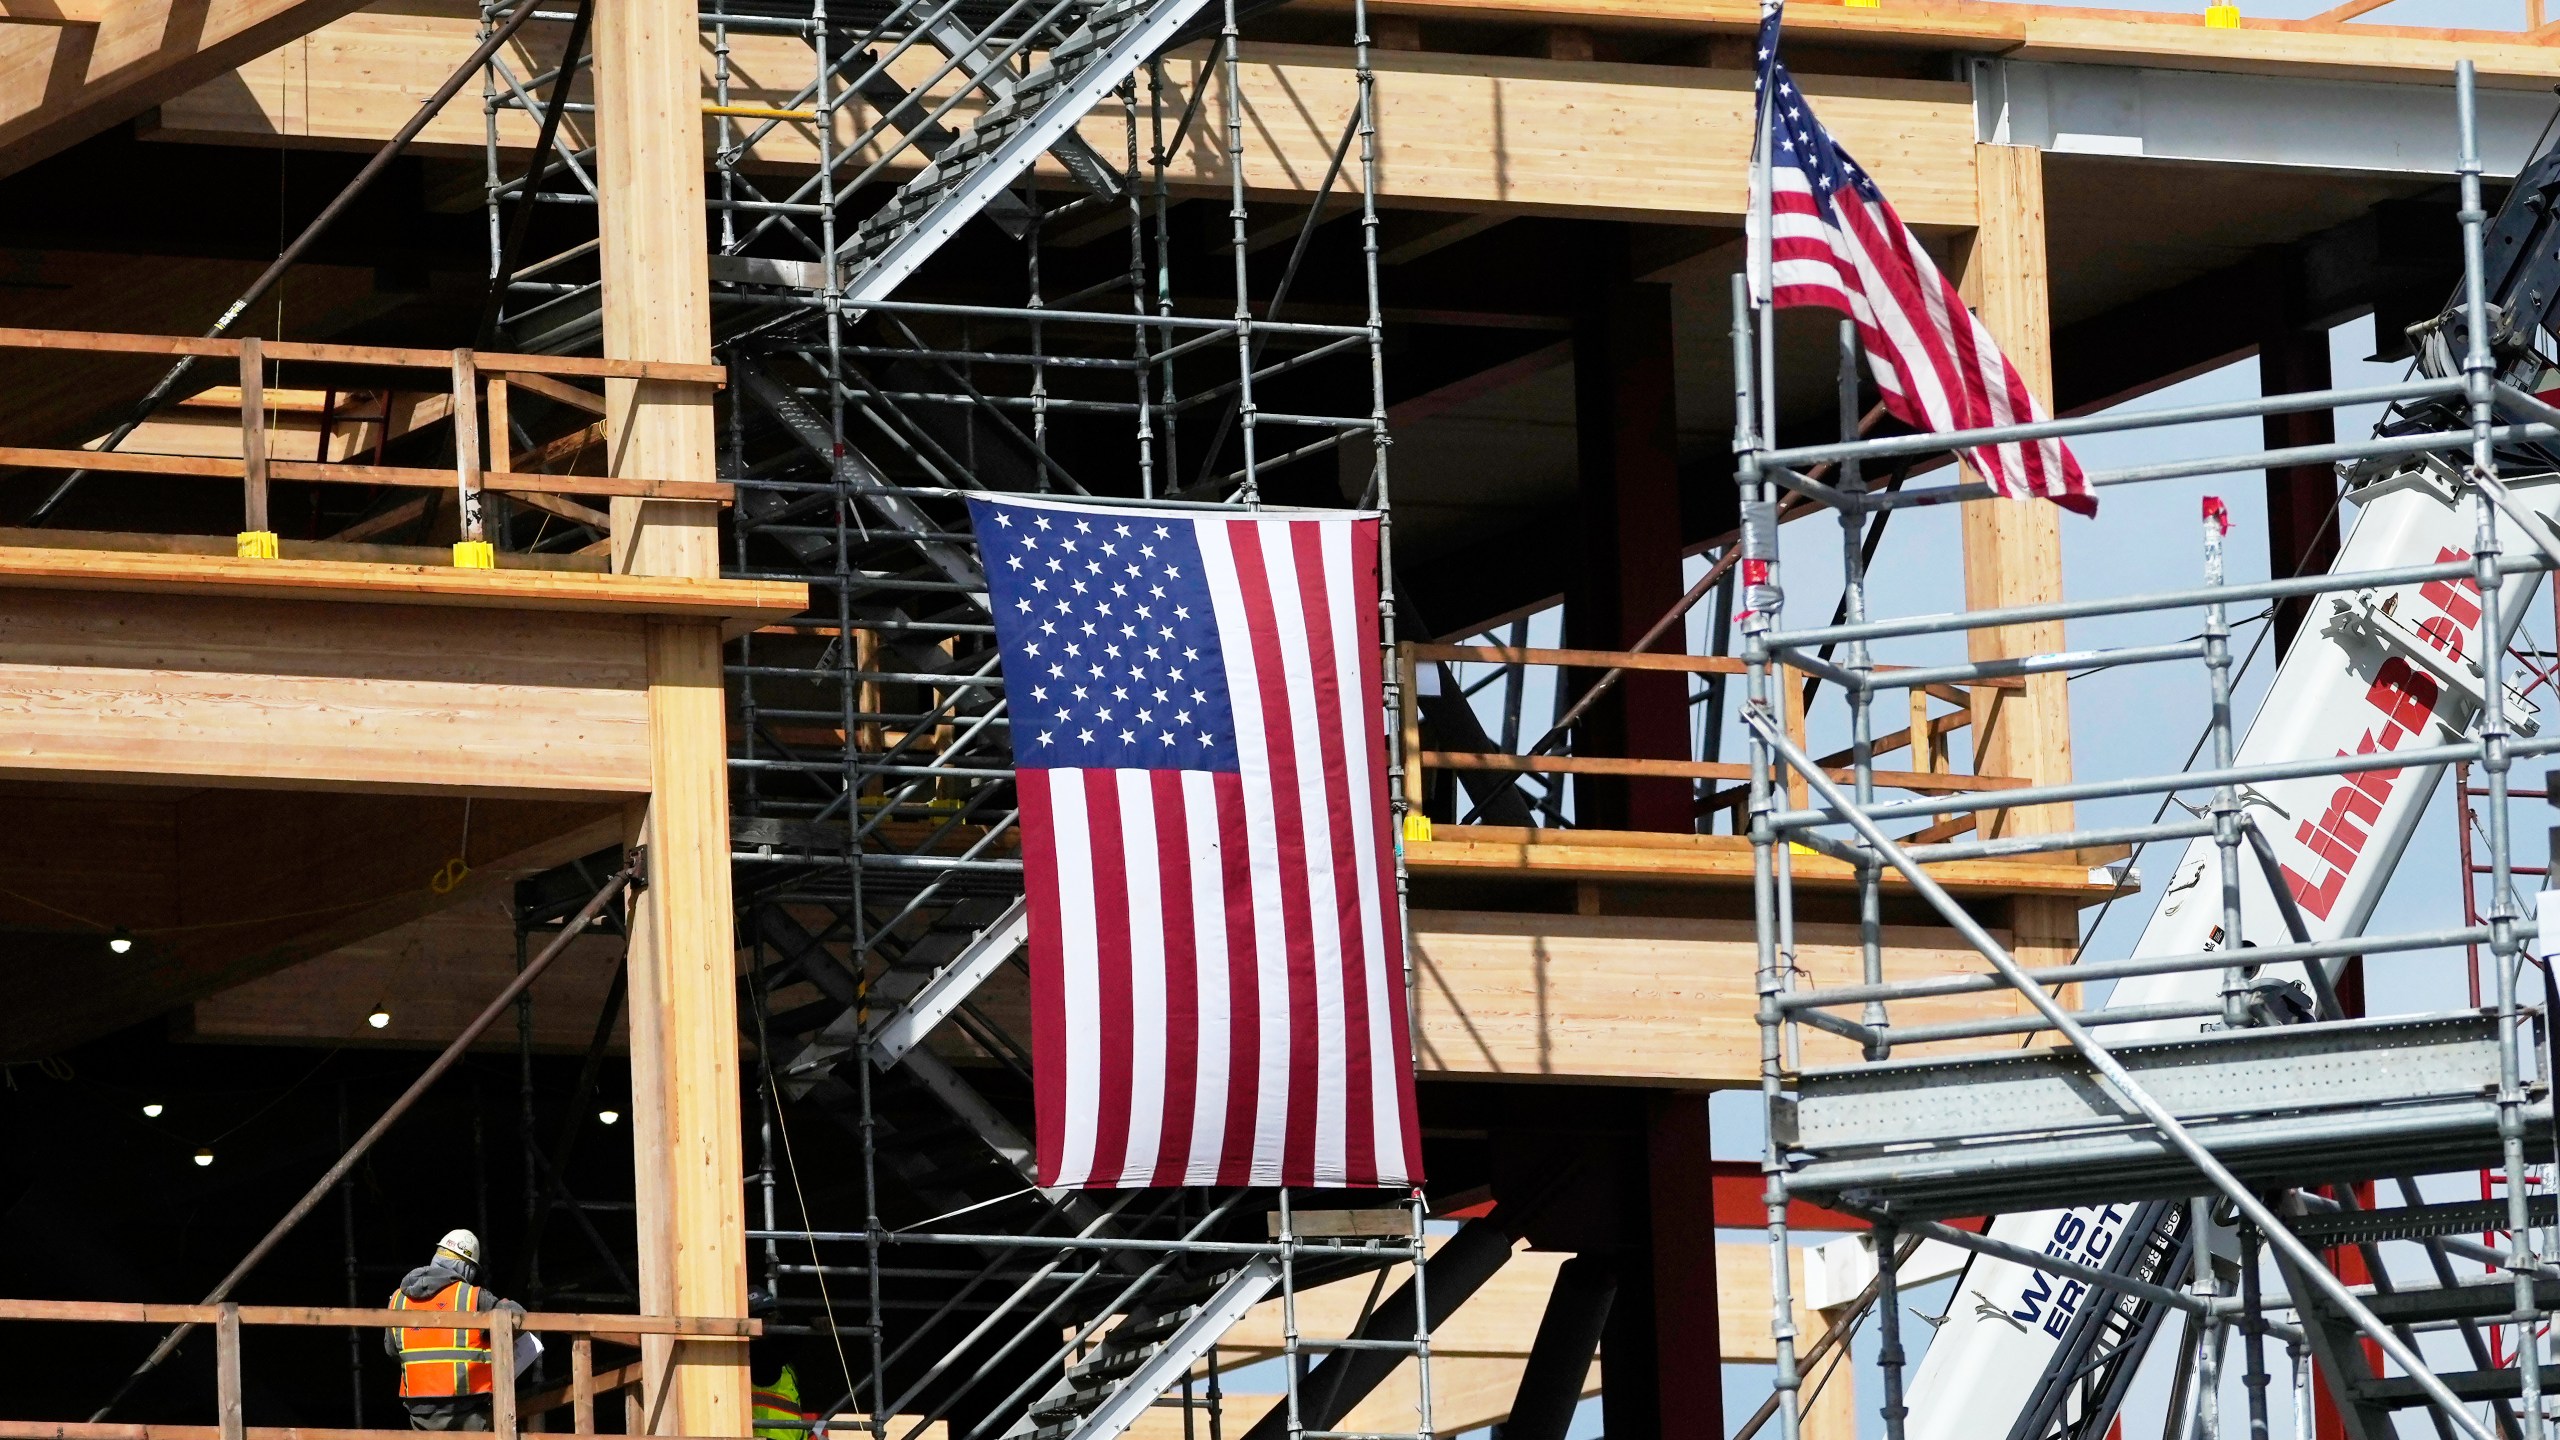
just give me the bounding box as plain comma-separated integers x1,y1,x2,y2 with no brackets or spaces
391,1280,494,1399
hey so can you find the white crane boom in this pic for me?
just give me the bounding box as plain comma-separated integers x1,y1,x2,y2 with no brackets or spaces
1902,455,2557,1440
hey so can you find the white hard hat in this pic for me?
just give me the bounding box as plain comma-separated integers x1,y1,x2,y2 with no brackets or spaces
435,1228,482,1267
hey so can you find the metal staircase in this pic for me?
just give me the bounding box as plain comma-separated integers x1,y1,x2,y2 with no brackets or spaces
835,0,1215,305
487,0,1218,351
1002,1262,1281,1440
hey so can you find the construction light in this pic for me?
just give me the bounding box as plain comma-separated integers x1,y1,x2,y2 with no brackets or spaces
367,1004,392,1030
193,1149,214,1167
141,1102,164,1119
597,1108,622,1126
108,929,134,955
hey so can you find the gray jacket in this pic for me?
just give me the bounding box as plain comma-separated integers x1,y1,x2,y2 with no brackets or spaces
383,1261,524,1360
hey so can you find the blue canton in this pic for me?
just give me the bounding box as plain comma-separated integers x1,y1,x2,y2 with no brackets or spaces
1752,3,1882,223
968,497,1240,774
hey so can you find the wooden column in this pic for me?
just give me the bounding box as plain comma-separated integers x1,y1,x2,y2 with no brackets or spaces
1961,144,2080,972
594,0,747,1431
597,0,722,579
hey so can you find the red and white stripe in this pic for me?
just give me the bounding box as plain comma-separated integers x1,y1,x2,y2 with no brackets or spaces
1020,512,1422,1189
1763,167,2093,515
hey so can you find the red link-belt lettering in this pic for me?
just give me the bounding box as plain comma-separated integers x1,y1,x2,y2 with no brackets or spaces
2275,549,2480,918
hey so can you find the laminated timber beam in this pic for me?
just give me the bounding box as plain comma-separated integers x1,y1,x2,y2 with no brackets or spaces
185,892,2067,1085
1293,0,2560,89
0,545,800,795
901,903,2055,1086
188,892,628,1050
0,0,373,177
1404,910,2032,1084
0,781,625,1057
147,8,1979,226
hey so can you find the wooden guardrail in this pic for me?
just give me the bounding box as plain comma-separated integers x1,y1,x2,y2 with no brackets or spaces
0,327,732,564
1397,641,2030,838
0,1298,757,1440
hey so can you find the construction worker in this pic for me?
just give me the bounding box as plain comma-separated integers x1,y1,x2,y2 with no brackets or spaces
753,1364,814,1440
383,1229,526,1431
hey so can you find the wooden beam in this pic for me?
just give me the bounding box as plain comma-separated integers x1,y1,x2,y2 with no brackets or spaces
0,581,656,795
0,784,622,1057
1406,910,2029,1085
1378,212,1508,266
189,890,628,1050
151,10,1980,227
0,0,118,25
0,326,724,384
0,544,799,631
96,390,444,465
1302,0,2560,83
940,905,2042,1085
0,522,602,570
0,0,373,176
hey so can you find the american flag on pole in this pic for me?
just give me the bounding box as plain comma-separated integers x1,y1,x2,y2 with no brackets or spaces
968,494,1424,1190
1749,2,2094,516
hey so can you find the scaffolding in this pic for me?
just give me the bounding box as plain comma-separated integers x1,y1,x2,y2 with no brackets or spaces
472,0,1439,1434
1741,63,2560,1440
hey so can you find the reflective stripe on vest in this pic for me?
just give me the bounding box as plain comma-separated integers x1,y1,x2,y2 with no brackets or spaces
752,1390,809,1440
392,1281,493,1399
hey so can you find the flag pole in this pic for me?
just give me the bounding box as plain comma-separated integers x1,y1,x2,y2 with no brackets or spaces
1752,0,1781,447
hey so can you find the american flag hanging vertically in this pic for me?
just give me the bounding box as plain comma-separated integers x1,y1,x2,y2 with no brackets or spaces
968,495,1424,1190
1748,2,2094,516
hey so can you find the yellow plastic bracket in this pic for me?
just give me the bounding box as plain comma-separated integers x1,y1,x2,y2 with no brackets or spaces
1401,812,1435,845
235,530,280,560
2204,3,2240,26
1842,0,1879,8
452,540,497,570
